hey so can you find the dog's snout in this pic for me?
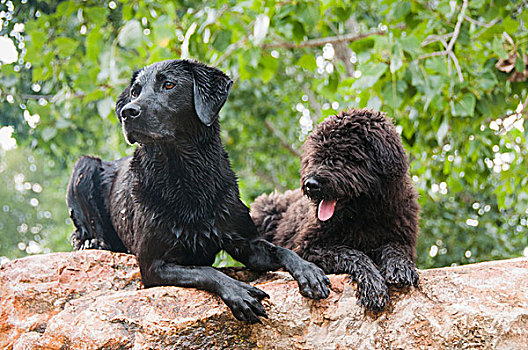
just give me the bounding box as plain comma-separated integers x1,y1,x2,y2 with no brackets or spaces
304,178,321,196
121,104,141,120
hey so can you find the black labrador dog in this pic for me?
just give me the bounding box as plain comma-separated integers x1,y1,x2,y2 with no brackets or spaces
66,59,330,323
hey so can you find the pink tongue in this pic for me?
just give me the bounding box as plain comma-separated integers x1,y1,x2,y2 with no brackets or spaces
318,199,337,221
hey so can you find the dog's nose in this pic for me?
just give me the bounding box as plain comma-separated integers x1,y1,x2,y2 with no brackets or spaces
304,178,321,195
121,104,141,120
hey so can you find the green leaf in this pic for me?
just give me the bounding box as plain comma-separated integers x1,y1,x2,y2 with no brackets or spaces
212,30,232,52
295,2,318,29
86,28,103,61
382,80,407,109
83,90,105,103
75,67,98,92
374,35,391,52
503,17,519,33
53,37,77,57
476,69,498,91
514,52,525,73
84,7,107,23
436,117,449,145
297,54,316,71
367,96,382,110
326,72,339,93
352,63,388,90
492,36,509,59
408,61,425,89
25,31,46,62
393,1,411,19
151,15,176,45
57,1,76,17
457,24,470,46
118,20,143,48
41,127,57,142
424,75,444,103
476,95,492,116
399,36,420,57
237,53,250,81
122,5,133,20
425,57,447,74
259,55,279,83
56,118,72,130
292,21,305,43
96,97,114,119
390,46,403,73
469,0,485,9
451,93,476,117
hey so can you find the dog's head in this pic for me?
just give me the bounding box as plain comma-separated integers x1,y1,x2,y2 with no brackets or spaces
115,60,233,145
301,109,409,222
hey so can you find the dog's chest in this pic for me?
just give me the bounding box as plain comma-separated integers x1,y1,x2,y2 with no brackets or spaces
121,146,237,262
140,211,223,264
313,214,384,251
171,225,223,260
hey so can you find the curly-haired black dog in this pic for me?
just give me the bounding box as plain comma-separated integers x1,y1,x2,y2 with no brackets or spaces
66,59,330,324
251,109,420,312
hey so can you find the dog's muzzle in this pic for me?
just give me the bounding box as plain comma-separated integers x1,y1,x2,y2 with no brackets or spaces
121,103,141,121
303,177,322,199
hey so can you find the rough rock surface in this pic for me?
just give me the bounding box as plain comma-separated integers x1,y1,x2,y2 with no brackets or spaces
1,250,527,350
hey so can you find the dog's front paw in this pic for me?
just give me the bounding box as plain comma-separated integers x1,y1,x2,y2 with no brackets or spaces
354,275,390,312
82,238,109,250
382,258,419,287
220,283,270,324
73,236,107,250
294,262,331,300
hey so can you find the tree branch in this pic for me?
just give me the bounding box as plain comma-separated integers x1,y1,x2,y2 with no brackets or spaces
422,33,453,47
446,0,469,53
214,36,248,66
418,51,448,60
303,87,322,124
255,169,287,192
215,23,404,64
263,119,301,158
20,93,85,100
463,15,500,28
448,51,464,82
522,94,528,118
262,25,405,49
417,0,468,82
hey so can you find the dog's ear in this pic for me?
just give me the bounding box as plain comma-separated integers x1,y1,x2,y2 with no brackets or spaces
367,125,408,178
190,63,233,126
115,69,141,123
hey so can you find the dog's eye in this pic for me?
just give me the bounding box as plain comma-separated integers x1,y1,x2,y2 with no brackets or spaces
130,87,139,98
163,81,175,90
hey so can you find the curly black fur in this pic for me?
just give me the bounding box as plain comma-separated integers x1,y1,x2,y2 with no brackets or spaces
251,109,420,312
66,59,330,324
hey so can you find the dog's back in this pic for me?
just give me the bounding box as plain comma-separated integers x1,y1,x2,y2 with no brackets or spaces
251,189,303,242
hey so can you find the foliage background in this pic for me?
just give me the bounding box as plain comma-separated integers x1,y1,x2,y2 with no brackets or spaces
0,0,527,269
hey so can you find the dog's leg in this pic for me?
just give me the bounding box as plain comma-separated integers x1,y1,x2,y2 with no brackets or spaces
67,156,127,252
225,238,331,300
303,246,390,312
140,259,269,324
370,242,419,287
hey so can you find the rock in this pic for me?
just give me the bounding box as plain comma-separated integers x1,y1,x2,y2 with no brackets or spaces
0,251,141,350
1,251,527,349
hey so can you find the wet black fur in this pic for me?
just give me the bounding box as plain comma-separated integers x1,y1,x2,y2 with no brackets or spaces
251,109,420,312
66,59,330,324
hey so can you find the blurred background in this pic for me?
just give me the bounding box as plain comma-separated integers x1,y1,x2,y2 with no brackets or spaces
0,0,526,269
